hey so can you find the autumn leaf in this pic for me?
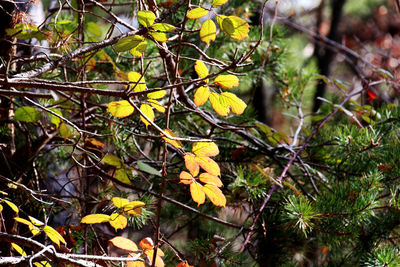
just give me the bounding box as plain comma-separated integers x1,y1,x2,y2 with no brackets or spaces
190,181,205,206
209,92,229,116
108,100,134,118
187,8,209,19
148,99,166,113
109,213,128,231
139,237,155,250
212,0,229,7
162,129,183,149
220,92,247,115
43,225,66,246
123,201,146,215
149,31,168,42
14,217,40,235
3,199,18,213
11,243,27,256
194,60,209,83
102,154,123,168
145,249,165,267
194,86,210,106
214,74,239,89
109,236,139,252
202,184,226,207
184,153,200,177
140,104,155,128
195,156,221,176
179,171,194,185
220,16,250,40
192,141,219,157
147,90,167,99
137,10,156,27
200,19,216,45
81,214,111,224
152,23,175,32
112,197,130,208
128,72,146,92
199,173,223,187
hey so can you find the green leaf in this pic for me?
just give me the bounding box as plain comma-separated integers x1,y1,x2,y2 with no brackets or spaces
114,35,145,52
59,122,73,139
15,106,41,122
129,39,147,57
48,108,62,127
115,168,132,184
87,21,102,37
137,10,156,27
187,8,209,19
102,154,123,168
151,23,175,32
137,161,161,176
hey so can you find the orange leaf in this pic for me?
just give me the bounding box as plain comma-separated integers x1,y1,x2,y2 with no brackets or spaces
177,262,194,267
127,255,146,267
144,249,165,267
202,184,226,207
199,173,223,187
139,237,154,250
179,171,194,185
190,181,205,206
194,86,210,107
162,129,183,149
184,153,200,177
109,236,138,252
195,156,220,176
192,141,219,157
109,213,128,231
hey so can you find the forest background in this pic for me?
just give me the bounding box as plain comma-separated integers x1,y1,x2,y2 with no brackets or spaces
1,0,400,266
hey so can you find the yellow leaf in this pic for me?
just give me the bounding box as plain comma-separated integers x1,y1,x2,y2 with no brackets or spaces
145,249,165,267
149,31,168,42
137,10,156,27
147,90,167,99
81,214,111,224
221,16,249,40
33,261,51,267
152,23,175,32
109,213,128,231
179,171,194,185
187,8,209,19
202,184,226,207
139,237,154,250
162,129,183,149
29,216,44,226
0,204,2,212
12,243,27,256
140,104,155,128
220,92,247,115
194,60,209,83
112,197,130,208
130,39,147,58
123,201,146,215
214,74,239,89
195,156,221,176
15,217,41,235
3,199,18,213
194,86,210,106
212,0,229,7
184,153,200,177
209,93,229,116
190,181,205,206
85,138,105,149
192,141,219,157
199,173,223,187
108,100,134,118
148,99,166,113
109,236,139,252
128,72,146,92
43,225,66,246
200,19,216,45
